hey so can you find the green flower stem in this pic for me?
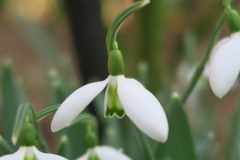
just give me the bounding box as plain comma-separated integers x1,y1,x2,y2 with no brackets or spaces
106,0,150,54
36,105,60,121
134,125,155,160
36,105,97,129
181,0,235,104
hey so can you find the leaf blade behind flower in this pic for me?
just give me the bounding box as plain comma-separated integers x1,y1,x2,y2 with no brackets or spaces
154,92,197,160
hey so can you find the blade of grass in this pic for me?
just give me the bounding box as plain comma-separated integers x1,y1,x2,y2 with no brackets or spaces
1,61,27,145
154,92,197,160
0,135,14,155
11,103,47,152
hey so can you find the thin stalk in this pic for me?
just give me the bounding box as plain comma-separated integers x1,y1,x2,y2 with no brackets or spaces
133,124,155,160
182,0,235,104
36,105,60,121
106,0,150,54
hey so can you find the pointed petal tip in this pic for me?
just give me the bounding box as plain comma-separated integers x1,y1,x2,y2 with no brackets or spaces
209,37,240,99
160,133,169,143
155,124,169,143
118,79,169,143
215,93,223,99
51,78,110,133
50,121,61,133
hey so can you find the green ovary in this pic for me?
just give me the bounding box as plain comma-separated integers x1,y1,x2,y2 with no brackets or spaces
88,150,100,160
24,156,36,160
105,84,125,118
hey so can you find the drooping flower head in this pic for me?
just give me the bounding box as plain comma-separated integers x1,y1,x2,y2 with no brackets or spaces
51,42,169,143
77,125,131,160
0,115,67,160
77,146,131,160
209,6,240,98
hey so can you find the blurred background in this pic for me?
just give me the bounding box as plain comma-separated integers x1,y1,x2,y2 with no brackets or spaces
0,0,240,159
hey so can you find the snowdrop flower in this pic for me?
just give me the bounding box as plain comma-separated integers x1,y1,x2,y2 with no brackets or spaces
0,146,67,160
77,146,131,160
209,7,240,98
0,115,67,160
51,43,169,143
78,125,131,160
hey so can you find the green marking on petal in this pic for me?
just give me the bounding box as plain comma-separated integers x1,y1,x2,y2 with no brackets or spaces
88,150,100,160
106,106,125,118
105,80,125,118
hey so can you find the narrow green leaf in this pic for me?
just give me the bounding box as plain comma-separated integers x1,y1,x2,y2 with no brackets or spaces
36,105,60,121
56,136,68,157
11,103,47,152
27,103,48,152
134,126,155,160
155,92,197,160
1,61,27,145
11,104,29,145
0,135,14,155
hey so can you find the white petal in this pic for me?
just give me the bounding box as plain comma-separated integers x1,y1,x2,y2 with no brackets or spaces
76,150,89,160
125,78,144,88
51,76,110,132
209,34,240,98
95,146,131,160
32,146,67,160
76,152,89,160
0,147,26,160
25,147,34,158
210,37,229,64
118,79,169,142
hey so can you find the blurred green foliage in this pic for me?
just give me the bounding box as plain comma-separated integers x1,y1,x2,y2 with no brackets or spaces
0,0,239,159
0,61,27,147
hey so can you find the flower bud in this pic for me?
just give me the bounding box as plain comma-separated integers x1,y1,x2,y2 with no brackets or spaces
226,7,240,33
19,120,36,146
85,125,98,149
88,150,100,160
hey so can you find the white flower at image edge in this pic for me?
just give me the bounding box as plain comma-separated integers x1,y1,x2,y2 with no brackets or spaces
209,32,240,98
0,146,67,160
51,75,169,143
77,146,131,160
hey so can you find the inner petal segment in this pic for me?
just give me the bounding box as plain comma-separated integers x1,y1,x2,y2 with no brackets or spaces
105,77,125,118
